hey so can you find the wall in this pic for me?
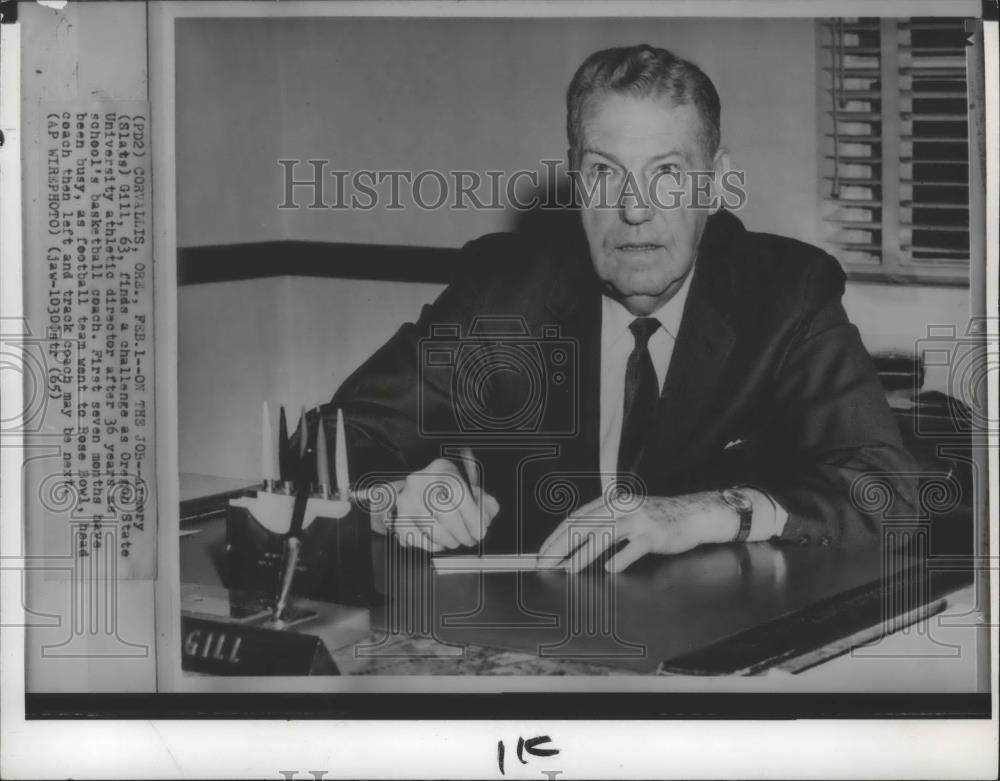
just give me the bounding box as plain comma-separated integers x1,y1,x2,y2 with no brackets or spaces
175,17,972,478
178,276,443,478
843,282,972,397
175,20,285,246
176,17,823,248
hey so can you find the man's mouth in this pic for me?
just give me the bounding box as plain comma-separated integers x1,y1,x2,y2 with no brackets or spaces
616,243,662,253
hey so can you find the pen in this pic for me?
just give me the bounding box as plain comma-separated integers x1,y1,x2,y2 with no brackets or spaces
261,401,279,493
315,410,331,499
459,446,480,502
295,404,309,486
275,471,312,619
335,408,349,501
278,405,291,487
298,405,308,453
273,535,301,621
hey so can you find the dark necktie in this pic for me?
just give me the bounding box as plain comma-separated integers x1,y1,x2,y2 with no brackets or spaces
617,317,661,474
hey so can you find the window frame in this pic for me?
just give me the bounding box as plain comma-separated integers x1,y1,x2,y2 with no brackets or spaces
815,17,980,287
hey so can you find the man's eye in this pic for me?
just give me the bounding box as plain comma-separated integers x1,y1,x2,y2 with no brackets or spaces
656,164,680,176
591,163,612,175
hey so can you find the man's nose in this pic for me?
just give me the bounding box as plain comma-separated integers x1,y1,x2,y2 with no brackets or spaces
618,178,654,225
620,203,653,225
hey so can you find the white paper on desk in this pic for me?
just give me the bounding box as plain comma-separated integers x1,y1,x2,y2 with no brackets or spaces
432,554,567,573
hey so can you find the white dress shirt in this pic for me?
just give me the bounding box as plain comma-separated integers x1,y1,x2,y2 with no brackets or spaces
598,271,787,540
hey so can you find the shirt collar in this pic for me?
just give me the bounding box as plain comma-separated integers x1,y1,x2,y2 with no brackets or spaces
601,266,695,347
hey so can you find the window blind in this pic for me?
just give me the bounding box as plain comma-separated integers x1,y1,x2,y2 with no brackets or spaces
819,17,973,285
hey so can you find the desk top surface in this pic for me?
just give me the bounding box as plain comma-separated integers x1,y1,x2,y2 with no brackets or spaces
371,537,891,673
178,474,947,676
179,472,259,505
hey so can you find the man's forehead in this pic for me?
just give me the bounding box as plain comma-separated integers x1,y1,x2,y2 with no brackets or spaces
580,93,704,159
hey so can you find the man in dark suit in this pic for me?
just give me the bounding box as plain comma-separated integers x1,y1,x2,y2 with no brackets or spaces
307,44,919,570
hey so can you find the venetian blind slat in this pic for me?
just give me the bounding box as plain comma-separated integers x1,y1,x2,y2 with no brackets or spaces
820,17,884,267
818,17,972,281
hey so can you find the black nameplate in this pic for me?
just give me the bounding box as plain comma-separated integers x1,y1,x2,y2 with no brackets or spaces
181,616,339,676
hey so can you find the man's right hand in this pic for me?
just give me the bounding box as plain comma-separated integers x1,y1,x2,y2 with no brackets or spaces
390,458,500,552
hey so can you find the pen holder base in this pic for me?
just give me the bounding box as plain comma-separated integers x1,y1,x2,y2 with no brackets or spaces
225,491,377,607
181,583,371,676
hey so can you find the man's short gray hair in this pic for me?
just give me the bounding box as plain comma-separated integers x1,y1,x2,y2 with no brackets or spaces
566,44,721,166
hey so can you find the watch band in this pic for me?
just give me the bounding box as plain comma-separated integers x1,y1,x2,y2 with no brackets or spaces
733,505,752,543
720,487,753,543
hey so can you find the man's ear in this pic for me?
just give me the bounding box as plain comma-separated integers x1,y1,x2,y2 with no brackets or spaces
708,147,731,215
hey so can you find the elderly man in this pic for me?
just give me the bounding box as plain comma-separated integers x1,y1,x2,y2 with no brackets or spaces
303,44,918,571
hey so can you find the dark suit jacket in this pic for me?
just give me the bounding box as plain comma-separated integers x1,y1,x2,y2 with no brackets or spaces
303,211,919,554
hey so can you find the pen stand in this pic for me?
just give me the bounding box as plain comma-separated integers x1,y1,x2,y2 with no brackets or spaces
225,490,377,607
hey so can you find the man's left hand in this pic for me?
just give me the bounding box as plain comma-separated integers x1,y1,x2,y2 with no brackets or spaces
536,490,740,573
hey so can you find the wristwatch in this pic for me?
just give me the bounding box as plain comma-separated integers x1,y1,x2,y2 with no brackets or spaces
720,487,753,543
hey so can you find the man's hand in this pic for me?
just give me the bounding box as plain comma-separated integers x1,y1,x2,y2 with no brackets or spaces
391,458,500,552
536,490,740,572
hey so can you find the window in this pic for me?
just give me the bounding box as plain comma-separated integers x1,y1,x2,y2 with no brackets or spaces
817,17,976,285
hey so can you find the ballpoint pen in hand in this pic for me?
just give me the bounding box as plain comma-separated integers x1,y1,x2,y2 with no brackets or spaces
459,446,480,502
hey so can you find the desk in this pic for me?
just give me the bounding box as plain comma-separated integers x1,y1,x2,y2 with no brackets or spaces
179,474,981,684
181,490,639,675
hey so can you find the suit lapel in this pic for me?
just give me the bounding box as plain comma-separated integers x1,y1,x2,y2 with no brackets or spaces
640,212,740,481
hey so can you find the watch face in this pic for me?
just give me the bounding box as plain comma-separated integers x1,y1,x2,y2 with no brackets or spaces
721,488,752,512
